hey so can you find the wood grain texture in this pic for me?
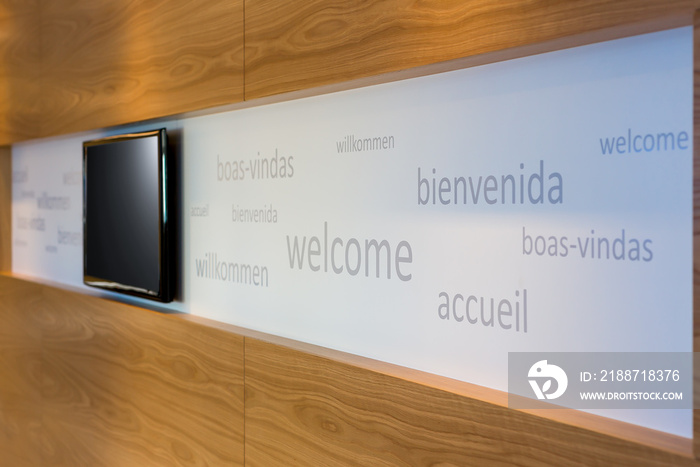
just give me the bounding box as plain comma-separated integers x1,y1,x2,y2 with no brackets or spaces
0,0,39,19
0,8,42,144
244,0,697,100
0,273,698,466
40,286,245,466
0,146,10,271
0,275,245,466
0,0,696,142
39,0,244,137
0,276,43,467
177,318,694,459
244,336,695,467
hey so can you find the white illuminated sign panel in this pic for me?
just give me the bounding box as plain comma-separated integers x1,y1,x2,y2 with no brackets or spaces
13,27,692,436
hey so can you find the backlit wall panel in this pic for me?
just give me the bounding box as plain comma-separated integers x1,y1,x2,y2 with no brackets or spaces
12,27,692,436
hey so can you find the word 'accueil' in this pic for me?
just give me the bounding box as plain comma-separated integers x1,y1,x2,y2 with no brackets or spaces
438,289,528,333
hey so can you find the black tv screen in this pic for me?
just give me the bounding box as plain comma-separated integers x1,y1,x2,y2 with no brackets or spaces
83,129,174,302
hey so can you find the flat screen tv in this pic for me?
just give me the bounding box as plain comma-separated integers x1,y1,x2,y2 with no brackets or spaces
83,128,174,302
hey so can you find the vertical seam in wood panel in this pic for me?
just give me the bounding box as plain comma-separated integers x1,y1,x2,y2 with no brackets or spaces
38,284,46,466
694,7,700,461
37,0,45,136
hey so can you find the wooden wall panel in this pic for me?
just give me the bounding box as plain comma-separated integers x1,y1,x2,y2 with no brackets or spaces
0,4,42,144
0,276,697,466
244,0,696,100
0,0,697,142
244,336,695,467
38,284,245,466
1,0,696,141
0,275,245,466
0,276,43,467
39,0,244,137
0,0,40,17
0,146,10,272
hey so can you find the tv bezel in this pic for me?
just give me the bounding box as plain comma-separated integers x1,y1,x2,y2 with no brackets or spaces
82,128,174,303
